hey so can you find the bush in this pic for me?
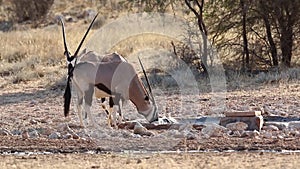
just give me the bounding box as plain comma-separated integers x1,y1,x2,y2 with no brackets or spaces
12,0,54,23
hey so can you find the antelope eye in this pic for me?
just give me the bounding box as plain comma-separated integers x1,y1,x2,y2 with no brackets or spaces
144,95,150,101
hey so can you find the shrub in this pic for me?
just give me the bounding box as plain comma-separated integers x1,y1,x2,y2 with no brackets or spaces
12,0,54,23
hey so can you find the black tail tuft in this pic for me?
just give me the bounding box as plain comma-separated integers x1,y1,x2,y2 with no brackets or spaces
64,79,72,117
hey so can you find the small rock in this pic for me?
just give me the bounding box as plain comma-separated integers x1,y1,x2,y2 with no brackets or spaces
277,135,284,139
65,15,77,22
57,123,72,132
226,122,248,131
201,124,228,138
39,119,48,123
0,129,12,136
49,132,61,139
136,159,142,164
133,122,154,136
22,131,29,139
289,130,300,137
30,119,38,125
72,133,80,139
62,133,72,139
29,130,39,138
185,131,197,140
261,131,273,139
0,21,13,32
228,130,241,137
241,130,260,138
262,125,279,131
288,121,300,130
131,133,142,138
264,122,287,130
29,100,38,105
11,129,22,135
36,128,53,136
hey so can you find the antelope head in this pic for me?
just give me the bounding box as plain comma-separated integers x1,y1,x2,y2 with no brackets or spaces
138,57,158,122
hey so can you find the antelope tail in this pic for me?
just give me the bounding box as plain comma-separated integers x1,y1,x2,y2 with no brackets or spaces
64,77,72,117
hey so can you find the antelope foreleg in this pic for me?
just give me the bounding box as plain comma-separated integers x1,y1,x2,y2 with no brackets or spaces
74,84,84,127
84,85,97,127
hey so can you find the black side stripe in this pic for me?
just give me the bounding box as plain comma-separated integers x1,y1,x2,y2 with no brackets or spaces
95,83,112,95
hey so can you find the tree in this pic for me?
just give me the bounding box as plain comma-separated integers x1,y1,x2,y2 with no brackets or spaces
240,0,250,71
258,0,278,67
184,0,208,75
120,0,300,71
273,0,300,67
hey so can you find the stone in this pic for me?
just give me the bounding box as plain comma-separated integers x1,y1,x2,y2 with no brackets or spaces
262,125,279,131
72,133,80,139
30,119,38,125
29,130,39,138
22,131,29,139
11,129,22,136
228,130,242,137
220,115,263,131
133,122,154,136
226,122,248,131
261,131,274,139
264,122,288,130
241,130,260,138
62,133,72,139
0,129,12,136
288,121,300,130
49,132,61,139
201,123,228,138
0,21,13,32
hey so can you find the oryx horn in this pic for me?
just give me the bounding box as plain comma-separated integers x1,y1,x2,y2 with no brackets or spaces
59,13,99,60
73,13,99,58
59,17,71,61
138,57,156,105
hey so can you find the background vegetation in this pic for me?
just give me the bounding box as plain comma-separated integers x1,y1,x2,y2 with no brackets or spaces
0,0,299,88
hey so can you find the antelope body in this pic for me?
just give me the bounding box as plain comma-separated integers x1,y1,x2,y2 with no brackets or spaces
79,50,128,126
60,14,158,127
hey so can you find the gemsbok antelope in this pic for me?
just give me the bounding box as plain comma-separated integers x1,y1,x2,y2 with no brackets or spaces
60,14,158,127
79,49,128,126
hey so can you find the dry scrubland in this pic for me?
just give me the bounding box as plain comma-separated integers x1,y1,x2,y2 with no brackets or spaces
1,0,300,169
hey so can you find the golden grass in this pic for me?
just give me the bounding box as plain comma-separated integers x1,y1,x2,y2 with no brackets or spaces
0,24,98,86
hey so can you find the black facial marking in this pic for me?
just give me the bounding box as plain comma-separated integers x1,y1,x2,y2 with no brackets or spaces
145,95,150,101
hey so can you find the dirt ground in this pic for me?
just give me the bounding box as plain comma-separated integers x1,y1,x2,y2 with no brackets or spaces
1,152,300,169
0,80,300,168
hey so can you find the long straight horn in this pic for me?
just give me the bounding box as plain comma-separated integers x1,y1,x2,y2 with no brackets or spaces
59,17,71,60
138,57,156,105
73,13,99,58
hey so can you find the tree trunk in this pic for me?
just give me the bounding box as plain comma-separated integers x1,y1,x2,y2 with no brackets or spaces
259,0,278,66
274,1,295,68
280,26,293,67
241,0,250,71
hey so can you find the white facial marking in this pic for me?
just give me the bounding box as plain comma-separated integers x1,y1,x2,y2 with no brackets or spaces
67,59,76,67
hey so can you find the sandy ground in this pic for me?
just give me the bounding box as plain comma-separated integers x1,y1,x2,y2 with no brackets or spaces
1,152,300,169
